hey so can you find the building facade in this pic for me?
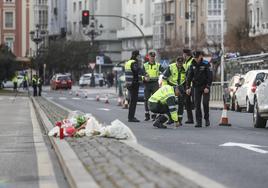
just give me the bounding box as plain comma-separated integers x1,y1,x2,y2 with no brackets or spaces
153,0,207,52
48,0,67,39
0,0,34,57
117,0,155,60
248,0,268,37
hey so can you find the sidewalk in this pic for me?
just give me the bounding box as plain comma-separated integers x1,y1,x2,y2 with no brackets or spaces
32,96,225,188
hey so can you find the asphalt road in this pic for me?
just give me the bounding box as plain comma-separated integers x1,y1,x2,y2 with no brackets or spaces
43,87,268,188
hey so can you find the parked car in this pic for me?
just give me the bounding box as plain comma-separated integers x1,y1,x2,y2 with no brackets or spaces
253,75,268,128
234,70,268,112
226,74,245,110
1,75,24,88
50,74,72,90
79,73,104,87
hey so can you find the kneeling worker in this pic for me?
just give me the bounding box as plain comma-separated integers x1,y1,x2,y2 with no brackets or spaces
148,85,182,128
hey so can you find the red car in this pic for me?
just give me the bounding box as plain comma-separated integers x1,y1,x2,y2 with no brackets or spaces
50,74,72,90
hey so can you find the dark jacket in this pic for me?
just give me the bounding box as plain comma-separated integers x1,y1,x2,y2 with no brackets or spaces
186,59,212,89
130,58,142,84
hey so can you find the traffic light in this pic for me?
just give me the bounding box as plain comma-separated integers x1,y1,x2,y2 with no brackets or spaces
82,10,90,26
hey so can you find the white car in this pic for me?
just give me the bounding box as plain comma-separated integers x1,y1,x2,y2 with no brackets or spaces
253,76,268,128
79,73,104,87
235,70,268,112
1,75,24,88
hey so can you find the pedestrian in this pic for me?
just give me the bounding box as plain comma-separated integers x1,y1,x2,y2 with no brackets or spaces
148,85,182,128
37,76,43,96
32,75,38,96
142,51,164,121
186,50,212,127
23,73,28,90
12,73,18,92
183,48,195,124
125,50,142,122
162,56,186,126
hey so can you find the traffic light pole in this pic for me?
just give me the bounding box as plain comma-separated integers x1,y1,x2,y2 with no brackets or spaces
91,14,149,54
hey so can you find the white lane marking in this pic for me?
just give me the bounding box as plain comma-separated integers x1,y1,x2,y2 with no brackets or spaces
30,101,59,188
72,97,81,100
59,97,67,100
220,142,268,154
97,108,110,111
86,97,95,100
46,97,53,100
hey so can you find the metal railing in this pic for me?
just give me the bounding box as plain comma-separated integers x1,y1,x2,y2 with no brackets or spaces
210,81,229,101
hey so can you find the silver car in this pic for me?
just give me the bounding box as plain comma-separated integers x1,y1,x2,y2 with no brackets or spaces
79,73,104,87
253,76,268,128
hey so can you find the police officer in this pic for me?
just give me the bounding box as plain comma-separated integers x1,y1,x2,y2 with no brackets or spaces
37,76,43,96
143,51,164,121
183,48,195,124
125,50,142,122
32,75,38,96
162,56,186,126
148,85,182,128
186,51,212,127
12,74,18,91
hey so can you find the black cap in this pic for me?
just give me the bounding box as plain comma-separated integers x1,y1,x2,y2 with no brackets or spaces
193,50,204,58
183,48,192,55
132,50,140,57
176,56,184,63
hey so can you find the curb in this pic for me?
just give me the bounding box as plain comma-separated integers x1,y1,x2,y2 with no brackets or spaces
31,97,99,188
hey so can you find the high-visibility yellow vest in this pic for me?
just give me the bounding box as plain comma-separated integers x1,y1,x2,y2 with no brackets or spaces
143,62,160,82
162,63,186,86
12,76,18,83
185,57,194,71
149,85,178,122
124,59,136,86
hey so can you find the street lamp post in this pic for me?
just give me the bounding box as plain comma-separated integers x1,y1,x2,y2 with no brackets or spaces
30,24,46,79
220,0,225,86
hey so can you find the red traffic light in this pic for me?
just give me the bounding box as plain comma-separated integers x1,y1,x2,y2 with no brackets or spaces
83,12,89,17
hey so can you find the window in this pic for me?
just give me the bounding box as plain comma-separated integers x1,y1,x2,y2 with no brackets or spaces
73,2,76,12
208,0,221,16
5,12,14,28
5,0,14,3
140,14,144,25
5,37,14,52
257,8,260,27
179,1,184,18
79,1,82,10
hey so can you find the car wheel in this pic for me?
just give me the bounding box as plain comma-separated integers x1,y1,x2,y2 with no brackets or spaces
234,97,241,112
246,98,254,113
253,100,267,128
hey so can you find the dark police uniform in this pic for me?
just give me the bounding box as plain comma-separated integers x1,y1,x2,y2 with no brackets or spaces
125,50,142,122
186,56,212,127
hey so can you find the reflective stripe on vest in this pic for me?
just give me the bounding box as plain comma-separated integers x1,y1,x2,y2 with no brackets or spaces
143,62,160,81
149,85,174,104
124,60,135,85
185,57,194,71
167,63,186,86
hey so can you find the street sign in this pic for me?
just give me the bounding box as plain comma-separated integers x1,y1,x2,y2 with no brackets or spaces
88,63,96,69
113,67,123,71
96,56,104,65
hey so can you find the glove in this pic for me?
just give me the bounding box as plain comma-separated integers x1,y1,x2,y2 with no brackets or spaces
186,88,191,96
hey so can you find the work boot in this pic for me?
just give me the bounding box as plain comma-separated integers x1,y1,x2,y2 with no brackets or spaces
144,113,150,121
205,119,210,127
151,114,157,121
166,119,174,125
195,122,202,128
153,115,168,129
